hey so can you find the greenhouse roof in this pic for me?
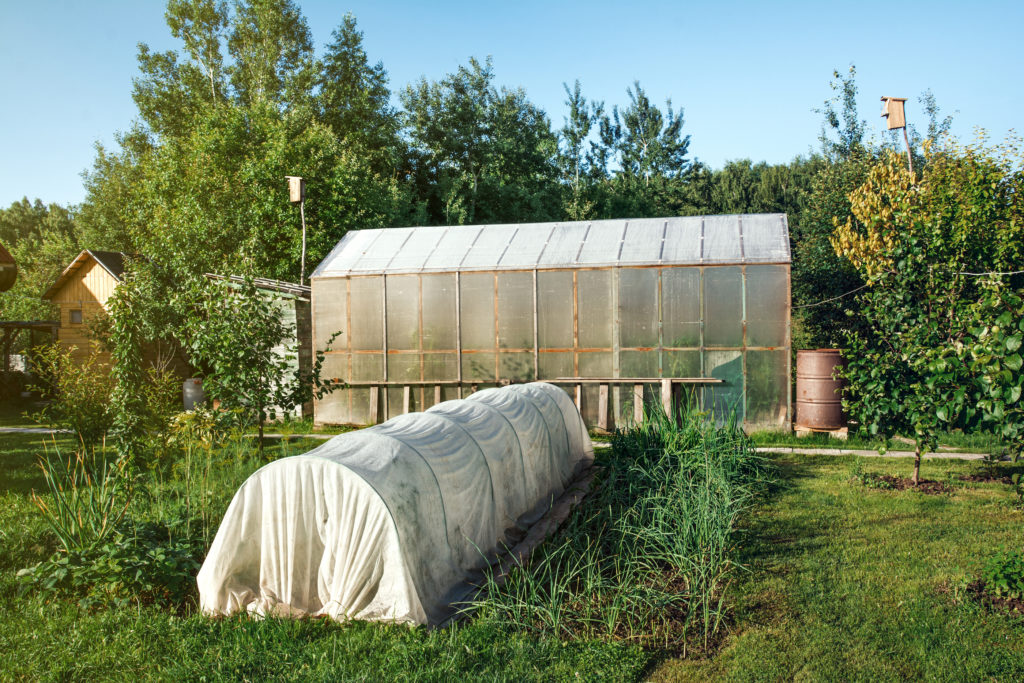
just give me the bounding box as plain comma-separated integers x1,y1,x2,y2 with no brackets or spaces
312,213,790,277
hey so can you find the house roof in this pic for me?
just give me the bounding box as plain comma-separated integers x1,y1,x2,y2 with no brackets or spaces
41,250,130,300
204,273,311,300
311,214,791,279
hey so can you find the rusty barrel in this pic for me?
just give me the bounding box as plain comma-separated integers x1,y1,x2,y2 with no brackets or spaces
795,349,846,430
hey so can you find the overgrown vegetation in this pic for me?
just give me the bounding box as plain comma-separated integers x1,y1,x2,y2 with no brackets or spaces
472,408,772,654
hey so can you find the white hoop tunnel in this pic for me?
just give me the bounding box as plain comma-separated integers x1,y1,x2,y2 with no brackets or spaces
197,382,593,625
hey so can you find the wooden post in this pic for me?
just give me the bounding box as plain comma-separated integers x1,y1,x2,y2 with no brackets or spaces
403,385,411,414
661,379,673,419
369,386,379,424
597,383,609,431
434,384,442,406
633,384,644,424
575,384,582,412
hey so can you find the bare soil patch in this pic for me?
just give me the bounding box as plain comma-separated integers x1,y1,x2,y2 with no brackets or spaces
967,580,1024,616
869,474,952,494
959,473,1013,484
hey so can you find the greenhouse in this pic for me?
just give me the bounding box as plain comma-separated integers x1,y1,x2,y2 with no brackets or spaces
310,214,791,431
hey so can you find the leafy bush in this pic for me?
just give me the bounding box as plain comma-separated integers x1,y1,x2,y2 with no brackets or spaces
29,344,114,447
981,548,1024,601
18,519,202,609
471,406,771,652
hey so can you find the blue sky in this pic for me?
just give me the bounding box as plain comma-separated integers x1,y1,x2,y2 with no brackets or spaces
1,0,1021,208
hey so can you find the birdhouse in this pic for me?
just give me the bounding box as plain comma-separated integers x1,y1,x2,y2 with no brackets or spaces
286,176,306,204
880,97,907,130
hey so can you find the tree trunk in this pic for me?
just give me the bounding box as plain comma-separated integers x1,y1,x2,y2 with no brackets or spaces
912,443,921,486
258,416,264,457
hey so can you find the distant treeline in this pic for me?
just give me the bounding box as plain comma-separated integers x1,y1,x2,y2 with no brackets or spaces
0,1,954,348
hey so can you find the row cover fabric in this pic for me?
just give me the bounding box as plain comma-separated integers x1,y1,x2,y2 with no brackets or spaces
197,382,594,625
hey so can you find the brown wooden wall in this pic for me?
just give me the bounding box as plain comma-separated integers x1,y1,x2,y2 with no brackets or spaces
50,260,117,368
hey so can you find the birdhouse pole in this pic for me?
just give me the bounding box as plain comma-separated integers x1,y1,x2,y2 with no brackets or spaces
880,97,913,175
286,176,307,282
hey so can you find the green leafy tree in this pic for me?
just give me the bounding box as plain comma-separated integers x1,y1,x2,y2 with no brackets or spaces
174,275,335,453
835,140,1024,483
401,57,561,225
0,198,80,323
595,82,692,217
557,80,604,220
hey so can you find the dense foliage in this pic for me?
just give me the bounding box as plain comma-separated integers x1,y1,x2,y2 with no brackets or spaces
834,140,1024,482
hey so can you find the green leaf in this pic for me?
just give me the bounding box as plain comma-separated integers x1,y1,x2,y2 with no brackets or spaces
1007,335,1023,353
1006,354,1024,372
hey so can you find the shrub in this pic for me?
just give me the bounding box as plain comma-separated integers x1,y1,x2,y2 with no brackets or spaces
981,548,1024,601
29,344,114,448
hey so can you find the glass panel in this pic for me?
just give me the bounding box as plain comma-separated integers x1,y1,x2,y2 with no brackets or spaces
421,274,457,351
664,350,700,378
316,230,378,277
619,268,659,348
387,226,447,271
702,215,742,262
619,218,665,263
462,353,495,381
423,226,479,270
746,266,787,348
349,276,383,350
459,272,495,350
386,275,419,351
497,271,534,349
703,350,744,424
577,351,612,377
539,223,589,266
348,387,371,425
746,350,788,428
538,271,573,348
351,353,383,381
313,279,347,351
620,349,658,378
461,225,517,269
577,270,612,348
499,352,535,382
577,221,626,265
423,353,458,381
320,353,350,384
351,227,415,272
741,214,789,263
315,389,351,425
703,267,743,347
662,268,700,347
387,353,421,382
660,216,703,264
388,386,417,417
498,226,552,268
538,351,573,380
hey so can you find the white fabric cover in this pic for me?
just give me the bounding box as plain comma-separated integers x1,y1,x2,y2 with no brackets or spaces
197,382,593,625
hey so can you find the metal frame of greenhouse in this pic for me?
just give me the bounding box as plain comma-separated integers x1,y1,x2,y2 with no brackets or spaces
310,214,791,431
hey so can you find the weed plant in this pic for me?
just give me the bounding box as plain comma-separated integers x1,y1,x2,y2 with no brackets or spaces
471,406,771,654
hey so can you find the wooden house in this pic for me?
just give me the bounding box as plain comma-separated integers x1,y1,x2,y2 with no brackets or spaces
41,250,126,367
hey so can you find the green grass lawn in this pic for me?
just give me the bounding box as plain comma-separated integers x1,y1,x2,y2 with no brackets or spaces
652,454,1024,682
748,428,1008,454
3,428,1023,681
0,430,647,681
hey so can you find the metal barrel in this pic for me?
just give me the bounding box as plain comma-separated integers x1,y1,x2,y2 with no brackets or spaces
795,349,846,429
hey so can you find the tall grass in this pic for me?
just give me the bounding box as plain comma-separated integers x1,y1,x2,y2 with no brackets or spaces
471,406,772,654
